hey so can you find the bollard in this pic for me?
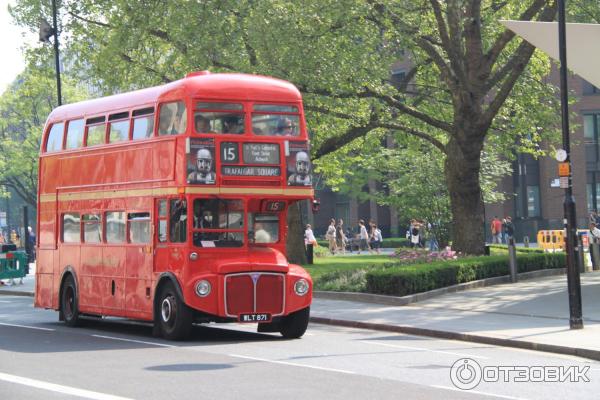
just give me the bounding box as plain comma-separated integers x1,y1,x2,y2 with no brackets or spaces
508,237,518,283
306,243,314,265
484,244,490,256
524,236,529,248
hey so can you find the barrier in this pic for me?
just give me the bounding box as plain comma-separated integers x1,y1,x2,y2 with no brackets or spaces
0,251,28,281
536,230,565,252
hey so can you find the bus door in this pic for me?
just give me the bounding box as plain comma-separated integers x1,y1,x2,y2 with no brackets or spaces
154,198,187,277
125,211,154,314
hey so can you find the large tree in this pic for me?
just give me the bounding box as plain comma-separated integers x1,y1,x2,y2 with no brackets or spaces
11,0,562,255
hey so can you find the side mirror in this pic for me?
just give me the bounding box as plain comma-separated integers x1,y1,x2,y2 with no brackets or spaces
311,199,320,213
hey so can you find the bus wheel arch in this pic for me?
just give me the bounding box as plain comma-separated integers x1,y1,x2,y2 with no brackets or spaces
154,274,192,340
59,268,82,327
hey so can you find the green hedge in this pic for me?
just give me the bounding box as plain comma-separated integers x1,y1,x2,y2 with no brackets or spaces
365,253,565,297
316,237,409,248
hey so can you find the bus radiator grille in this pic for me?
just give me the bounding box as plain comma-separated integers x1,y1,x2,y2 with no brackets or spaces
225,273,285,316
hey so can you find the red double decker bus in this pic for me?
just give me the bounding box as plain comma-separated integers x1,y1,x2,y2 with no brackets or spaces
35,71,313,339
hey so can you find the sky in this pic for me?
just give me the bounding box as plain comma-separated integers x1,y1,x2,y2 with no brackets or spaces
1,0,37,94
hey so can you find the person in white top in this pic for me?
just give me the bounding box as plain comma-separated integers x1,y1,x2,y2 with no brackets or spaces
358,219,371,254
326,219,337,254
590,223,600,242
305,224,317,246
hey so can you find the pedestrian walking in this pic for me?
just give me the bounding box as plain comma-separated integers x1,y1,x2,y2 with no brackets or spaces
358,219,370,254
336,219,347,254
491,216,502,244
325,218,337,255
504,216,515,242
371,224,383,254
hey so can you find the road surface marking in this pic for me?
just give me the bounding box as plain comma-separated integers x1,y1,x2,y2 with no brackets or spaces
0,372,133,400
0,322,54,331
360,340,489,359
431,385,528,400
91,334,175,348
229,353,356,375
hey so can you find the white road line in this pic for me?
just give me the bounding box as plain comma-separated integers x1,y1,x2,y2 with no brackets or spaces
360,340,489,360
431,385,529,400
0,372,134,400
0,322,54,331
229,353,356,375
91,334,175,348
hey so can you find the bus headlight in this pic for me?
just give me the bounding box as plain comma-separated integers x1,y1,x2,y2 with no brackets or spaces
294,279,309,296
195,280,211,297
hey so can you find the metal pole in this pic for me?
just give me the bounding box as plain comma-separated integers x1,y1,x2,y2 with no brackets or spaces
51,0,62,106
558,0,583,329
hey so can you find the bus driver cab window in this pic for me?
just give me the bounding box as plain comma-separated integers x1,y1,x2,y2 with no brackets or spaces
169,199,187,242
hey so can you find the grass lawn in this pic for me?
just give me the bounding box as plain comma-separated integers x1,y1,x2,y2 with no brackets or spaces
302,254,392,281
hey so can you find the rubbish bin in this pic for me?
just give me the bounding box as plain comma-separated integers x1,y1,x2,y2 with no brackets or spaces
484,244,490,256
306,243,314,265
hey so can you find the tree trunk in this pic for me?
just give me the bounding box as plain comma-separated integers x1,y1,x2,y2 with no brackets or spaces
286,201,307,264
444,136,485,255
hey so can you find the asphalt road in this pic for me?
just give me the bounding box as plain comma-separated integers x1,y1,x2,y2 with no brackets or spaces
1,295,600,400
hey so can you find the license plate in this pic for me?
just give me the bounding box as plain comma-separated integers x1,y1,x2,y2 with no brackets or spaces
239,313,271,323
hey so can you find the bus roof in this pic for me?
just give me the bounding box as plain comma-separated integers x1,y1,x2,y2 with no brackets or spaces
46,72,303,123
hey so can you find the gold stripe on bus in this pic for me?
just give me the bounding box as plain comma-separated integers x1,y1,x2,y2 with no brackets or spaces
39,186,312,203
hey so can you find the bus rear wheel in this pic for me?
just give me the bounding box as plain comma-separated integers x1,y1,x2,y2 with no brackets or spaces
156,282,192,340
279,307,310,339
61,275,82,327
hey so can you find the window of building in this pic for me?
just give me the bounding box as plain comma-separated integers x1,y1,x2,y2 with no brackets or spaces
106,211,126,243
83,214,102,243
159,101,187,135
584,114,595,141
46,122,64,152
65,119,85,149
526,185,540,218
132,108,155,140
62,213,80,243
128,212,150,243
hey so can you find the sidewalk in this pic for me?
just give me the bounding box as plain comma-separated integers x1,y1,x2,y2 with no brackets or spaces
311,272,600,360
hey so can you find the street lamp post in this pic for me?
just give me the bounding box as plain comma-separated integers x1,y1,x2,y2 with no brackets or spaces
39,0,62,106
557,0,583,329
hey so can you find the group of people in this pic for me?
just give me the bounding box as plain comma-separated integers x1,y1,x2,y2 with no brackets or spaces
406,219,439,251
308,218,382,255
490,216,515,244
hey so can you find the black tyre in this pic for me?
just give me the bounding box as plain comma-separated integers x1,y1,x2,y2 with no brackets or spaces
156,281,192,340
279,306,310,339
61,275,82,327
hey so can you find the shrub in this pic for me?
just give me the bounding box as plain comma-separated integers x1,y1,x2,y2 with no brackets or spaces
488,244,545,254
313,269,368,292
365,253,565,297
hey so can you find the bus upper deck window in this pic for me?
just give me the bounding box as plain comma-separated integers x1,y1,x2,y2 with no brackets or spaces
252,104,300,136
194,102,244,134
65,119,84,149
159,101,187,135
45,122,65,152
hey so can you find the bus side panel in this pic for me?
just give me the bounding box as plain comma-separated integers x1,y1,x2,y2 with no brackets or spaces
38,207,56,248
101,245,126,314
153,140,176,181
126,146,154,182
34,249,55,309
125,245,153,317
79,245,104,315
57,244,81,306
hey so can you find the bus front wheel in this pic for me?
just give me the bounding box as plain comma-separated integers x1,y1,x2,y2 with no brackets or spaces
156,282,192,340
279,307,310,339
61,275,82,327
